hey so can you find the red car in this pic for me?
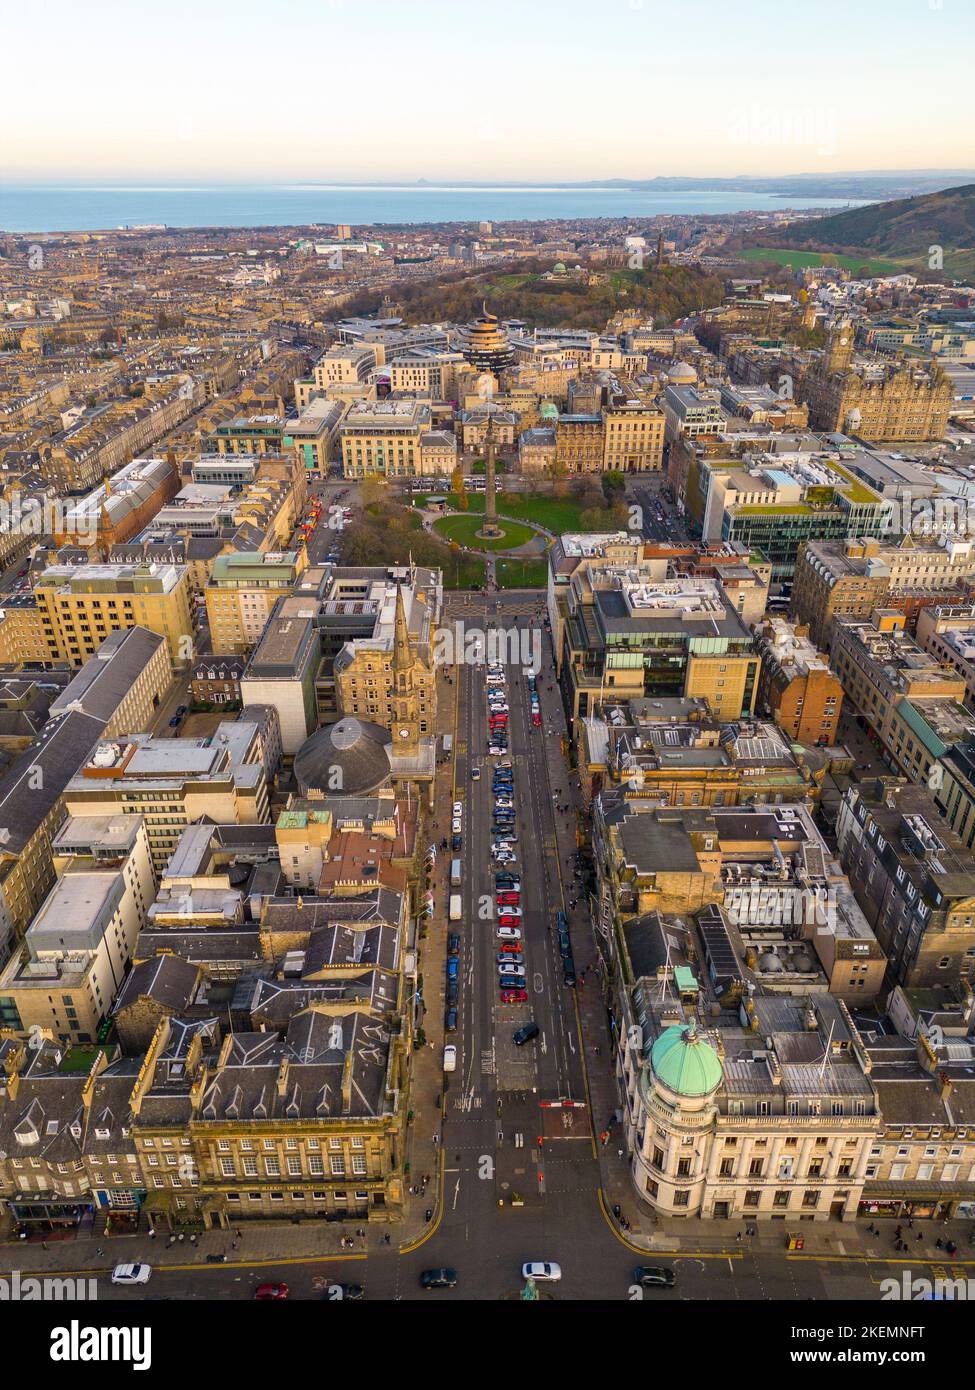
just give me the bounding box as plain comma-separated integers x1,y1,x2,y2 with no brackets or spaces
254,1283,289,1300
532,713,542,727
501,988,528,1003
497,892,520,906
498,941,523,955
498,914,521,928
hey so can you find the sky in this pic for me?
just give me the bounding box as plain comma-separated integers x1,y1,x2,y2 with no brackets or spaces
4,0,973,182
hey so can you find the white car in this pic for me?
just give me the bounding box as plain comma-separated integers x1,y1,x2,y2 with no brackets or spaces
496,904,522,918
496,926,522,940
497,962,526,978
442,1044,457,1073
522,1262,561,1282
111,1264,152,1286
451,818,462,835
452,802,463,818
494,799,515,811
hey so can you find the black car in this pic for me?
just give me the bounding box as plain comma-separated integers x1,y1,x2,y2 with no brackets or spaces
563,962,576,986
633,1266,676,1288
558,934,572,958
451,835,462,852
420,1268,458,1289
444,1008,458,1032
447,934,461,955
555,909,567,932
513,1022,540,1046
334,1282,365,1300
446,980,459,1006
496,877,520,890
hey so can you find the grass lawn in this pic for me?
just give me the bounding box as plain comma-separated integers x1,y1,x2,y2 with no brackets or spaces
412,489,610,535
434,513,538,551
495,557,549,589
738,246,903,275
442,553,486,589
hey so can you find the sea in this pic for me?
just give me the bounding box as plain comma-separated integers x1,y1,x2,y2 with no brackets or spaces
0,184,867,234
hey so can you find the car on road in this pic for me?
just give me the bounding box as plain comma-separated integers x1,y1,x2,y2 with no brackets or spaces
488,745,504,756
420,1268,458,1289
532,713,542,727
254,1282,289,1300
497,892,520,905
633,1266,676,1288
444,1007,457,1032
333,1282,364,1300
513,1022,540,1046
451,818,462,834
448,933,461,955
452,802,463,817
168,715,182,727
446,980,459,1005
500,988,528,1002
176,704,188,716
497,962,526,978
562,962,576,986
442,1044,457,1072
496,926,522,940
451,834,462,852
111,1264,152,1286
522,1262,561,1282
496,904,522,917
447,958,459,980
471,766,481,780
498,941,523,955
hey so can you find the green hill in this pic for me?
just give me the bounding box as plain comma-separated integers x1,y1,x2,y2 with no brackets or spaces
746,182,975,281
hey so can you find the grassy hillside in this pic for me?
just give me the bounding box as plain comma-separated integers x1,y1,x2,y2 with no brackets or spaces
752,182,975,280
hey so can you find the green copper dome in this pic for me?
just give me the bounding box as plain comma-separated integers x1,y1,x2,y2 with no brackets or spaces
540,401,558,420
650,1022,722,1097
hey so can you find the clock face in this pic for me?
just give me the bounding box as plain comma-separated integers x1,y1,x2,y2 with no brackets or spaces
399,727,411,739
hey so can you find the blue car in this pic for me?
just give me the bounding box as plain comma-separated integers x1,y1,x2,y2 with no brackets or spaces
447,958,459,981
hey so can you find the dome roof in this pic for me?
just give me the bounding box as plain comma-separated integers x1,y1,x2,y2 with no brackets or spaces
650,1021,722,1097
667,361,698,383
539,401,558,420
553,262,567,274
293,717,392,798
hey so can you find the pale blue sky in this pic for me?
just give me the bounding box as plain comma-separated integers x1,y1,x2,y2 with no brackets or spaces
5,0,972,180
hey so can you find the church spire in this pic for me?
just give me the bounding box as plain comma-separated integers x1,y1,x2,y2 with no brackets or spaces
393,583,412,672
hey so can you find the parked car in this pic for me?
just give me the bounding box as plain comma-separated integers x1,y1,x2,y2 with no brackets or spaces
254,1282,289,1300
496,925,522,940
497,962,526,978
452,802,463,818
442,1044,457,1072
447,958,459,980
444,1008,458,1032
448,934,461,955
501,988,528,1002
498,941,523,955
497,892,520,905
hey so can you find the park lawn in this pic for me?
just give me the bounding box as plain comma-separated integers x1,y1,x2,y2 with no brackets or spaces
443,553,486,589
738,246,903,275
495,557,549,589
413,489,614,534
434,513,537,551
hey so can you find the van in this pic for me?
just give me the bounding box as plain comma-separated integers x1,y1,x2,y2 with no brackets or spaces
443,1045,457,1073
449,894,462,922
450,858,462,888
442,734,453,754
513,1022,540,1046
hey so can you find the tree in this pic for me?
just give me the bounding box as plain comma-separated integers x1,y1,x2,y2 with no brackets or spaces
602,470,626,504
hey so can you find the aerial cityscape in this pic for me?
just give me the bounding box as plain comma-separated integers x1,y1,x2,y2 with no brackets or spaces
2,0,974,1362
